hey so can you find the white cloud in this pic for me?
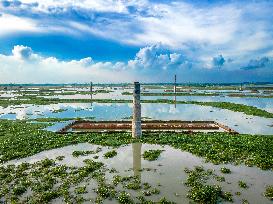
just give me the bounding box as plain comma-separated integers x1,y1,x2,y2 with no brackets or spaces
1,0,273,64
128,44,188,70
1,44,272,83
12,45,34,60
0,14,39,36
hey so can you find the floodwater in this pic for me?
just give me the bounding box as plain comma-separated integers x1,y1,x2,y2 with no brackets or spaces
39,88,273,113
6,143,273,204
0,103,272,135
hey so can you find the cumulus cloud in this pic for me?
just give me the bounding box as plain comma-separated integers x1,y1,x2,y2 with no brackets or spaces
0,44,272,83
128,44,188,70
212,54,225,68
242,57,272,70
12,45,34,60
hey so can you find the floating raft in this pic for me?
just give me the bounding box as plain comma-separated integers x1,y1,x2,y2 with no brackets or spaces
58,120,238,134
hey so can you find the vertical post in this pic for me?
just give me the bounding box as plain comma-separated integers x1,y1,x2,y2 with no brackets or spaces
174,74,177,108
174,74,177,94
90,82,93,100
132,82,142,138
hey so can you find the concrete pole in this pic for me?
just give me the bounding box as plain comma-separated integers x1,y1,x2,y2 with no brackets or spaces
174,74,177,108
132,82,142,138
174,74,177,93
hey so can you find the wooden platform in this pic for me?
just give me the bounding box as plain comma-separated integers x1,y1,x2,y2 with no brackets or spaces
58,120,238,134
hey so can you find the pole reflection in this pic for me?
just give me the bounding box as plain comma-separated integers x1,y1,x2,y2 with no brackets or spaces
132,143,142,179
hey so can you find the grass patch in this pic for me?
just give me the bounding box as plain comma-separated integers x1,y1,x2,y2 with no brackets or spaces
143,149,164,161
103,150,117,159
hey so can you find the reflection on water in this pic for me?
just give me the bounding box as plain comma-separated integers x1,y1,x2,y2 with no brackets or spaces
39,88,273,113
132,143,142,178
0,103,273,134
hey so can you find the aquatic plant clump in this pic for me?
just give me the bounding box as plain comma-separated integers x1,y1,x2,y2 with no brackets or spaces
184,166,234,203
0,157,175,203
264,185,273,200
103,150,117,158
72,150,95,157
238,180,248,189
220,167,231,174
143,149,164,161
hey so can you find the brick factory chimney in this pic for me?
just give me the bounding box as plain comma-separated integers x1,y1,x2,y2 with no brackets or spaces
132,82,142,138
174,74,177,94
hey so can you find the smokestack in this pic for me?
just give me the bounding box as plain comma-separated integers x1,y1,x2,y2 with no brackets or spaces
132,82,142,138
90,82,93,99
174,74,177,93
174,74,177,108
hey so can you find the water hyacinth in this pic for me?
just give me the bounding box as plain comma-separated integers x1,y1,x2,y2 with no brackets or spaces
143,149,164,161
0,120,272,170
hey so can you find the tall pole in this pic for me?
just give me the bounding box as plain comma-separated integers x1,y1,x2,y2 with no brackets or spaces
174,74,177,108
90,82,93,100
132,82,142,138
174,74,177,94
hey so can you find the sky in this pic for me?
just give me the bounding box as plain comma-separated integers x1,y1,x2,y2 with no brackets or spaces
0,0,272,83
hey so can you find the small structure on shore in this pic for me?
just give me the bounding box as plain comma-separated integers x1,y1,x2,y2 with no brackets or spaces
132,82,142,138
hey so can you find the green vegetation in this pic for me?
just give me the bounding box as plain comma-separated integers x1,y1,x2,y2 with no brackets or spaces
214,175,225,182
52,108,68,113
122,91,219,97
0,120,273,170
184,166,233,203
28,117,95,122
264,185,273,200
238,180,248,189
72,150,95,157
103,150,117,158
220,167,231,174
117,191,133,204
143,149,164,161
228,93,273,98
0,157,173,203
75,186,87,194
56,155,65,161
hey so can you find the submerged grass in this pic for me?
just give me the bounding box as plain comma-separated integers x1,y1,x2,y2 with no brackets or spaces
0,120,272,170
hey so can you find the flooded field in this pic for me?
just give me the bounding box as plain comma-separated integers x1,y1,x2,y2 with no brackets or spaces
4,143,273,204
0,84,273,204
0,103,273,134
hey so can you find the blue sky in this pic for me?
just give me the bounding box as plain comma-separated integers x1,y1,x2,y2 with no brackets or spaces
0,0,272,83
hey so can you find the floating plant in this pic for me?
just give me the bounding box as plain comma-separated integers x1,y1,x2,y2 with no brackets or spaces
143,149,164,161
